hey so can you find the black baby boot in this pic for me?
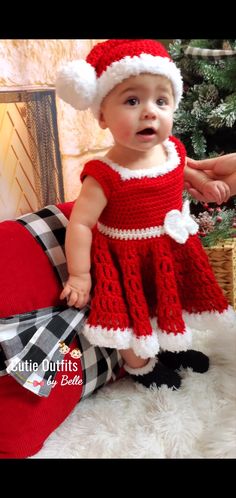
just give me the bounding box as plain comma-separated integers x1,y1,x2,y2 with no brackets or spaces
158,349,209,373
124,357,181,389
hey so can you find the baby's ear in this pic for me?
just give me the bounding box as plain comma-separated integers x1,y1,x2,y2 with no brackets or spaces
98,109,107,129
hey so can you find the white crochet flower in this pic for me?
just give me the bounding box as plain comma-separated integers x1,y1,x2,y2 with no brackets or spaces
164,200,199,244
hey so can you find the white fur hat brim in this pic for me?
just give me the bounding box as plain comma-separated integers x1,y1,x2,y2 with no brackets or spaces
56,53,183,116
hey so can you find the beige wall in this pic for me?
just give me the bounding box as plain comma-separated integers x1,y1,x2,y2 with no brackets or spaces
0,40,113,201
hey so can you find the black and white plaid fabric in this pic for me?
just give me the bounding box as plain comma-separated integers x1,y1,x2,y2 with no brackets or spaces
0,205,122,397
17,205,69,285
184,46,236,60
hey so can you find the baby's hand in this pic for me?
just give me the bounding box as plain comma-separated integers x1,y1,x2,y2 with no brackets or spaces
60,273,91,308
202,180,230,205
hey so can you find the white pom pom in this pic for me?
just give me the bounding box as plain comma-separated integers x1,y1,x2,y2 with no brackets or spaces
56,59,97,110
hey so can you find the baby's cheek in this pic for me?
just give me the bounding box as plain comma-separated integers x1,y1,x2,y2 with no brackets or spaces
119,122,134,140
122,129,133,139
116,115,133,136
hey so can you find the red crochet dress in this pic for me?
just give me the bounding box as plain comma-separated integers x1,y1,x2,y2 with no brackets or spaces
81,136,234,358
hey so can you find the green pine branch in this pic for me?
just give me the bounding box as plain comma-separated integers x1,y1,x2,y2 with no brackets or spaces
191,129,207,156
171,39,236,158
207,94,236,128
198,59,236,92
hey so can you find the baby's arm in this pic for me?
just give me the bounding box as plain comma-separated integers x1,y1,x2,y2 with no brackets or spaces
60,176,107,308
184,164,230,204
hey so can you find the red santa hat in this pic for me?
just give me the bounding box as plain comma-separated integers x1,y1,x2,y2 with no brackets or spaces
56,39,183,117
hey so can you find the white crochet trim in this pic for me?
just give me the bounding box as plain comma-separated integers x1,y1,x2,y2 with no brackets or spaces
91,53,183,116
183,307,236,333
95,139,180,180
83,308,236,359
97,200,198,243
123,357,157,376
150,318,192,352
97,222,165,240
82,320,193,358
83,323,160,358
158,329,192,351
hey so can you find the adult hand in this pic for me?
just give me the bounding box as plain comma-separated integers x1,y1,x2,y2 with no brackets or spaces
187,154,236,178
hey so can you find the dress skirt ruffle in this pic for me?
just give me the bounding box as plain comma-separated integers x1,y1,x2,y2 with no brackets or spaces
82,229,233,358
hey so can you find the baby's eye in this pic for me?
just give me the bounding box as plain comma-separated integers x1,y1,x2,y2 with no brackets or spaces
125,97,139,106
156,98,167,107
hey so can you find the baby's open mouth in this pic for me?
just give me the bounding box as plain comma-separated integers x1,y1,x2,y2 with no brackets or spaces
137,128,156,135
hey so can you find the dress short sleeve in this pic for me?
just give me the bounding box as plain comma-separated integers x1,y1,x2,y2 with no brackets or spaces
80,160,116,200
169,135,186,168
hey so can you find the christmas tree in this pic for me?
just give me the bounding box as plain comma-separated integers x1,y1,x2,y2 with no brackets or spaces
168,39,236,246
169,39,236,159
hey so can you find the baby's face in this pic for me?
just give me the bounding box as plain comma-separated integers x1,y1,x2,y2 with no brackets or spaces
99,73,175,153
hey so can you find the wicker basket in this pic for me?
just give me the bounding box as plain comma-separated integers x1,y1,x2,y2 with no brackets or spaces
204,238,236,310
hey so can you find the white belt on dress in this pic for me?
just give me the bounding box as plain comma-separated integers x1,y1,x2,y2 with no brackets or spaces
97,200,199,244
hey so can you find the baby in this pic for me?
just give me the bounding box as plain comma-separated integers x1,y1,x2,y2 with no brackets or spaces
56,39,236,390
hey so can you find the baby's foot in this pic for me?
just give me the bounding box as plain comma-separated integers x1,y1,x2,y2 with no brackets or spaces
158,350,209,373
124,358,181,389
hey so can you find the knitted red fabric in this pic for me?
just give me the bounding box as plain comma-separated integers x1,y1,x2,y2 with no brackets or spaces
0,202,74,317
81,137,228,351
87,39,171,78
82,136,185,230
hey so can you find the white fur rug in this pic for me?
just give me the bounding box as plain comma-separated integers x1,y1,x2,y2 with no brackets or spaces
33,326,236,459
